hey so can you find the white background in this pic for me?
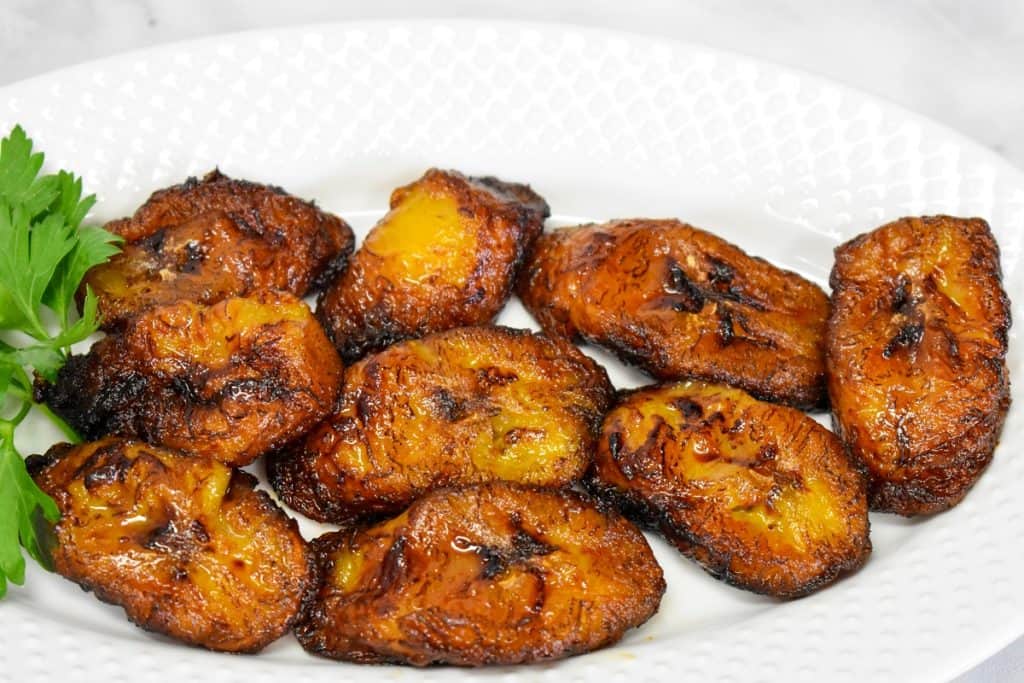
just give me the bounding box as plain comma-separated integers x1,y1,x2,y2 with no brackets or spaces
1,1,1021,680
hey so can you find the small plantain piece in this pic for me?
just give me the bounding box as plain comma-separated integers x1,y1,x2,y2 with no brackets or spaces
587,381,870,599
36,290,342,467
828,216,1011,516
84,170,354,329
267,325,612,524
517,219,831,409
316,168,549,362
27,437,314,653
296,482,665,666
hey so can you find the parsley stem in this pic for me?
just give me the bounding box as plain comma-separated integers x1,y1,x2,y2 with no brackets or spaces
35,402,81,444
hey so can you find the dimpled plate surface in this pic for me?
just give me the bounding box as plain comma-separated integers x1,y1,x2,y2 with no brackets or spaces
1,21,1022,683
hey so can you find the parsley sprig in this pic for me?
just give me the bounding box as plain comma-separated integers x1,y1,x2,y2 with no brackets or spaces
0,125,121,597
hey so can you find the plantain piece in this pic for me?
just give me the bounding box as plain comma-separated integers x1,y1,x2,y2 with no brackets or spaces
587,381,870,599
84,170,354,329
36,290,342,467
827,216,1011,516
267,325,612,524
316,168,549,362
517,219,831,409
296,482,664,666
26,437,313,653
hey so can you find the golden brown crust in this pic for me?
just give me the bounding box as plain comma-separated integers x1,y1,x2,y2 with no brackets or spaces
28,438,314,653
295,482,664,666
316,169,549,362
84,170,354,329
517,219,831,409
827,215,1011,516
36,291,342,467
267,325,612,523
587,381,870,599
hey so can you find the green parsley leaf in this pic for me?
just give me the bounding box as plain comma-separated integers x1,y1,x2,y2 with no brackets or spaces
0,428,59,598
0,124,121,597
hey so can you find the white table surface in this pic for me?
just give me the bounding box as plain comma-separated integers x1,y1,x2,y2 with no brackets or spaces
1,1,1021,681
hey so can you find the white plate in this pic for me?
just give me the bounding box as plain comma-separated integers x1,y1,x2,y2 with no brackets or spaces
1,21,1022,683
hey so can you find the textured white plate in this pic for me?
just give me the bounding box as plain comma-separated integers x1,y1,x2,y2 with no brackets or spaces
1,21,1022,683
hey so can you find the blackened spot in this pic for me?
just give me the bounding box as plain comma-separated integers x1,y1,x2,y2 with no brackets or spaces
722,285,768,311
707,257,735,285
24,453,56,477
378,535,408,591
181,175,200,190
511,530,555,560
181,240,205,273
944,326,961,358
171,567,188,581
892,275,915,315
466,287,486,305
671,398,703,420
217,377,290,402
478,545,506,579
171,375,201,403
429,387,464,422
83,454,131,490
717,307,735,346
882,322,924,358
664,260,705,313
355,392,374,422
139,229,167,253
758,445,778,463
607,431,623,460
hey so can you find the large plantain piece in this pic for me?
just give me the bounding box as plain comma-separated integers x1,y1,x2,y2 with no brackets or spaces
83,170,354,329
517,219,831,409
827,216,1011,516
587,381,871,599
295,482,665,666
267,325,612,524
36,290,342,467
316,168,548,362
28,438,313,653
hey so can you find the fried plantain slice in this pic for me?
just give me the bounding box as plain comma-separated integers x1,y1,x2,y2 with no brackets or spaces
84,170,354,329
517,219,831,409
827,216,1011,516
587,381,870,599
296,482,664,666
316,168,548,362
27,437,314,653
267,325,612,523
36,290,342,467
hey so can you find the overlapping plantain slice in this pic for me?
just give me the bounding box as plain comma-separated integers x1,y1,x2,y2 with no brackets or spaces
267,325,612,523
84,170,354,329
316,168,548,362
27,438,314,653
517,219,831,409
36,290,342,466
828,216,1011,516
588,381,870,599
295,482,665,666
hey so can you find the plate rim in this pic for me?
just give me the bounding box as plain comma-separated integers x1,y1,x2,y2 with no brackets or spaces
1,19,1021,682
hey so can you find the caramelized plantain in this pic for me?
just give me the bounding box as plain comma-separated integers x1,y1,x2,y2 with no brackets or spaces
517,219,831,408
296,482,664,666
27,438,313,653
316,169,548,362
828,216,1011,516
587,381,870,598
267,325,612,523
36,290,342,467
84,170,354,329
